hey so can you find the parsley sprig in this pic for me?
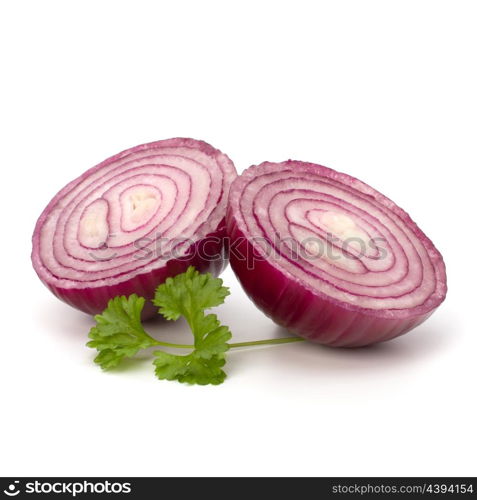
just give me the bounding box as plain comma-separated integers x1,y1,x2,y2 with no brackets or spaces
87,266,303,385
152,267,232,385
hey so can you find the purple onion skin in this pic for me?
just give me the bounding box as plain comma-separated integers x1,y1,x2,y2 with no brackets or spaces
41,220,228,320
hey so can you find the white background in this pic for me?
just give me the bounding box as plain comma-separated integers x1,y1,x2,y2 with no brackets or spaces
0,0,475,477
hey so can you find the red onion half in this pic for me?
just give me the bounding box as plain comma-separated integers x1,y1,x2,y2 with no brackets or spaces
32,138,236,317
226,161,447,347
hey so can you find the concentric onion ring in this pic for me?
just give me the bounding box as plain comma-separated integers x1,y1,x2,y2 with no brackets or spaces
32,138,237,317
226,161,447,347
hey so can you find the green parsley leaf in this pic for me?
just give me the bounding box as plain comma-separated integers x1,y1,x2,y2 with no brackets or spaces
153,265,230,320
87,294,158,369
152,267,232,385
153,351,227,386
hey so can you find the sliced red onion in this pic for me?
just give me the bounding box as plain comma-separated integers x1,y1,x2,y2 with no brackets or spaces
226,161,447,347
32,138,237,317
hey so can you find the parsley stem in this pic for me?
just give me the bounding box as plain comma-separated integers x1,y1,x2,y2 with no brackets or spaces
153,340,193,349
151,337,304,350
228,337,305,348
